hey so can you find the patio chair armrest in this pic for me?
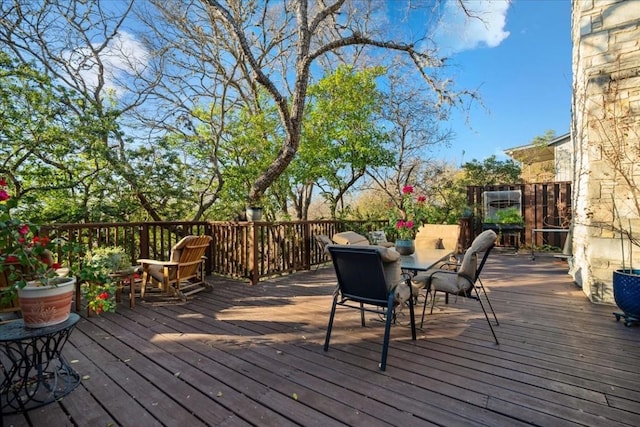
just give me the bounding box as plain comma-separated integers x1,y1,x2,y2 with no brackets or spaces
136,259,179,267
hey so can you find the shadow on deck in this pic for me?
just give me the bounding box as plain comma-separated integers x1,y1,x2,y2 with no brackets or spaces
4,250,640,426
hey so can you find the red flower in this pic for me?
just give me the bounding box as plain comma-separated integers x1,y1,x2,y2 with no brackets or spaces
18,224,29,235
0,178,6,187
0,189,9,201
417,195,426,203
51,262,61,270
5,255,18,263
98,291,109,300
402,185,414,195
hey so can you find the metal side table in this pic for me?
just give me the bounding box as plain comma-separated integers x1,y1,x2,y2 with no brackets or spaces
0,313,81,419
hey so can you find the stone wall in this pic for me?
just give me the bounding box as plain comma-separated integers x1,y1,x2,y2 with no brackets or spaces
571,0,640,303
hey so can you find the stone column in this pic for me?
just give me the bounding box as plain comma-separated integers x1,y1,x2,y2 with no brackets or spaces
571,0,640,302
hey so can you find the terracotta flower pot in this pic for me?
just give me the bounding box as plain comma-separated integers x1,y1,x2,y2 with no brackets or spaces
17,277,75,328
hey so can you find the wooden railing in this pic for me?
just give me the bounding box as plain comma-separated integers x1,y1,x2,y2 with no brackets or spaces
43,220,384,285
42,182,571,285
43,221,212,273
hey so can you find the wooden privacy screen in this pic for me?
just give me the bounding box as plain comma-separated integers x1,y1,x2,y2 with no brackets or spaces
465,182,572,249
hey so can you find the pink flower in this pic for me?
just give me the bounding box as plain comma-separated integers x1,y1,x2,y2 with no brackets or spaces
417,195,426,203
0,189,9,202
18,224,29,235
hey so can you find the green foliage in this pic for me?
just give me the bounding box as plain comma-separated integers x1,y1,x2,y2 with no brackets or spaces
80,282,118,315
487,207,524,225
298,66,394,218
85,247,132,274
77,247,129,316
0,51,127,224
461,155,522,186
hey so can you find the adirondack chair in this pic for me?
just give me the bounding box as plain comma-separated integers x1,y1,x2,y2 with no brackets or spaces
137,235,212,301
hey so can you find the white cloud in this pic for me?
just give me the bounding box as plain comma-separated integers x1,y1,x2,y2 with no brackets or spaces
64,31,149,98
434,0,511,55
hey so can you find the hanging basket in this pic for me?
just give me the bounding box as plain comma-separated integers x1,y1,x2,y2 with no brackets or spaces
17,277,75,328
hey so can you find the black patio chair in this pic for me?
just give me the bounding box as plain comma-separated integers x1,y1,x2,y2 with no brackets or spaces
419,229,500,345
324,245,416,371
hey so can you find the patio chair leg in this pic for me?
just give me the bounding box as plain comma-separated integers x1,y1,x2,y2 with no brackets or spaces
420,284,432,329
379,294,395,371
477,278,499,325
408,279,416,340
472,285,499,345
324,297,338,351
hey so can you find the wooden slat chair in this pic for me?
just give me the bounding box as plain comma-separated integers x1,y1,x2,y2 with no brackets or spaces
137,235,212,301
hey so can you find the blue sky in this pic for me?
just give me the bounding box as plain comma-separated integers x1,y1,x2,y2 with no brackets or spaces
430,0,572,164
98,0,571,167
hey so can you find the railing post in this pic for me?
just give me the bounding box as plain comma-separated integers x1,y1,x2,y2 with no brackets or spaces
304,221,311,270
139,224,150,260
205,222,213,276
249,223,259,285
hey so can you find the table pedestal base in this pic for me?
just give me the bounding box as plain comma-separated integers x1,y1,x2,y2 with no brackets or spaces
0,314,80,416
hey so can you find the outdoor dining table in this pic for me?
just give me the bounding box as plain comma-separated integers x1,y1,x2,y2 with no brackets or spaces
400,248,454,275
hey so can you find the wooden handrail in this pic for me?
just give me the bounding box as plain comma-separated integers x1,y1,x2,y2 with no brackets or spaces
41,220,385,285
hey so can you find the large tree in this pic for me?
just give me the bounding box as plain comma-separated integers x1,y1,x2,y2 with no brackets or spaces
147,0,469,206
1,0,472,222
0,0,162,223
0,52,111,223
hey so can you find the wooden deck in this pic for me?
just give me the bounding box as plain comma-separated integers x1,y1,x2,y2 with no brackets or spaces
4,250,640,426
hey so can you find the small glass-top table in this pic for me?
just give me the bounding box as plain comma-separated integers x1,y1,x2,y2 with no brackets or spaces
0,313,81,417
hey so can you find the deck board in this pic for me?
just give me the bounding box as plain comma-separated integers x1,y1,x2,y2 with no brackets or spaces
3,251,640,426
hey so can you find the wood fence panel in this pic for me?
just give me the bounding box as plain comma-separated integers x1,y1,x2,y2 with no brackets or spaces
465,182,571,250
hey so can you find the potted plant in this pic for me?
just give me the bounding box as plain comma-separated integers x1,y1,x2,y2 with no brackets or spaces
78,247,130,315
245,206,263,222
612,200,640,326
388,185,430,255
0,178,76,327
484,206,524,228
482,206,524,249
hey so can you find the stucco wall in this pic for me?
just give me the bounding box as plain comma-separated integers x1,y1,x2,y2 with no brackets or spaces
571,0,640,303
554,140,573,182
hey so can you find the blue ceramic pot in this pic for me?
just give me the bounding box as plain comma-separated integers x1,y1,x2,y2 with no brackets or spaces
613,269,640,324
395,239,415,256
